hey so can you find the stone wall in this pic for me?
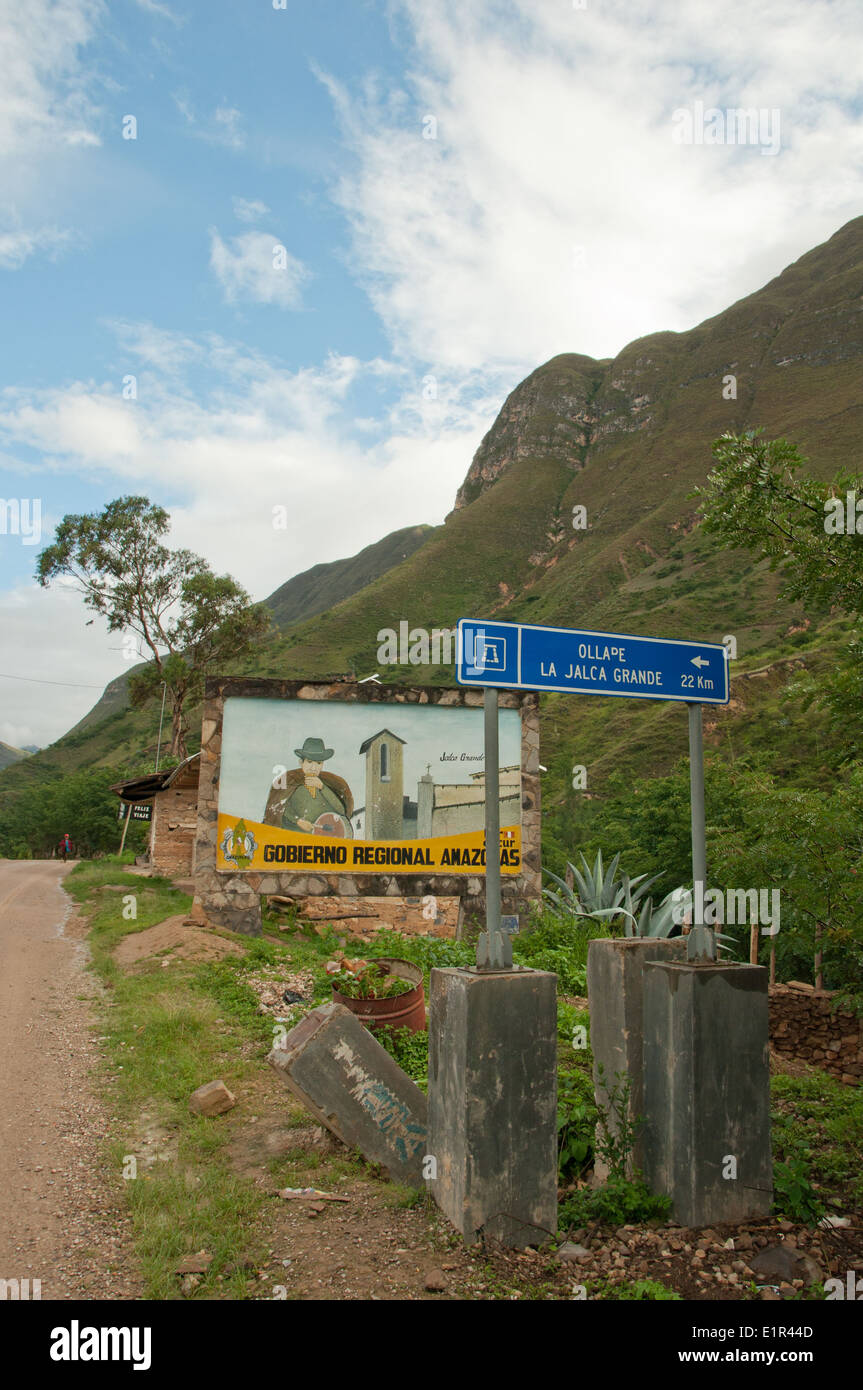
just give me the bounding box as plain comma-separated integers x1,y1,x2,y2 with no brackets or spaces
150,764,199,878
281,894,460,941
769,982,862,1085
193,677,541,936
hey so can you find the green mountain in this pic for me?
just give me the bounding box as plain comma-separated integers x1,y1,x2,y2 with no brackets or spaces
266,524,432,629
3,215,862,817
0,741,30,772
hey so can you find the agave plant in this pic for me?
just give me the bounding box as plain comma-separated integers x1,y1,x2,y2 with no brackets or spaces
621,886,737,956
543,849,662,930
620,886,690,938
545,862,736,955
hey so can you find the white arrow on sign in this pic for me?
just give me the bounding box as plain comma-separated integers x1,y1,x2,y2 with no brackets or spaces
691,655,709,668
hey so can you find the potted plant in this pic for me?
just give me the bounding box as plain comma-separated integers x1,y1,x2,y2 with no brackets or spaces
326,955,426,1034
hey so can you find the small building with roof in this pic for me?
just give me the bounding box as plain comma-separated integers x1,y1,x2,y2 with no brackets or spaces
110,752,201,878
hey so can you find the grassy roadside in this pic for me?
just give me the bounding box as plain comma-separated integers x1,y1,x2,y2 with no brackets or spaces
66,856,289,1299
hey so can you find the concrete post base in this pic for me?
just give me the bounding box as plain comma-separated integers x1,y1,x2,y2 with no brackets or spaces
643,961,773,1226
586,936,686,1180
428,966,557,1247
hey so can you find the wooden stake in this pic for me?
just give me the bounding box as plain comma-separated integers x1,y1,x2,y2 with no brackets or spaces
119,802,132,855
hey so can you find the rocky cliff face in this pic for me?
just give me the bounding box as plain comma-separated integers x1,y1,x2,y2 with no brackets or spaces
454,354,607,509
455,215,863,511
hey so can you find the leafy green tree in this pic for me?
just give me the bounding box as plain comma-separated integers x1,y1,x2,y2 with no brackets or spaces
696,430,863,746
0,766,149,859
559,758,752,893
36,497,270,759
695,430,863,612
709,764,863,994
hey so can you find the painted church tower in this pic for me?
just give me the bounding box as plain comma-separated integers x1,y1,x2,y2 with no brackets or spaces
359,729,405,840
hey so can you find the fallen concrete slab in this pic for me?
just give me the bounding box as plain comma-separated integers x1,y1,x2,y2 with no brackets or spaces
267,1002,428,1186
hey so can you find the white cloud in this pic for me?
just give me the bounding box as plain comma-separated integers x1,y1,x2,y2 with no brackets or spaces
0,581,127,748
0,0,103,159
233,196,270,224
0,328,502,742
0,2,103,271
0,326,498,590
173,95,245,149
134,0,180,22
208,103,245,150
210,105,245,150
173,90,195,125
108,320,205,374
0,225,77,270
320,0,863,366
209,229,310,307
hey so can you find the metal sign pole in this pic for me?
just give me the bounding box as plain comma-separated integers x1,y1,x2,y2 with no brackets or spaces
686,701,714,961
477,685,511,969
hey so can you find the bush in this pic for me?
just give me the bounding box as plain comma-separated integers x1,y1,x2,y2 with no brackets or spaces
772,1157,825,1226
377,1026,429,1091
558,1177,672,1229
370,930,474,980
0,764,151,859
512,912,599,994
557,1067,597,1179
599,1278,681,1301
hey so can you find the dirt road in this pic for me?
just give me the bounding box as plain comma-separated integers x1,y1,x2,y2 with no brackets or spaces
0,859,140,1299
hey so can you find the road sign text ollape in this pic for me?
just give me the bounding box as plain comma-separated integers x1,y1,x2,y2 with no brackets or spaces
456,619,729,705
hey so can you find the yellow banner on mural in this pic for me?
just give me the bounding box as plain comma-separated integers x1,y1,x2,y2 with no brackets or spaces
217,813,521,875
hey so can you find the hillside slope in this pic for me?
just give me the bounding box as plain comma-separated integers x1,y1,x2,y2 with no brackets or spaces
263,216,862,665
267,524,433,629
0,741,29,772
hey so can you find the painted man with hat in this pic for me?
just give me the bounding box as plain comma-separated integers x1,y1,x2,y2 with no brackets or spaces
263,736,354,836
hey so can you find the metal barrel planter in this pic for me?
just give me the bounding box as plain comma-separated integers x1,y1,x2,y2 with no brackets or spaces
331,957,426,1034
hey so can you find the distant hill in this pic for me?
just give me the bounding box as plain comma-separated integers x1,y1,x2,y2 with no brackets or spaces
0,741,30,771
266,524,432,629
3,215,861,815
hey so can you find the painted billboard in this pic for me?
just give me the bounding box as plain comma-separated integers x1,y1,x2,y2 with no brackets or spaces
216,696,522,875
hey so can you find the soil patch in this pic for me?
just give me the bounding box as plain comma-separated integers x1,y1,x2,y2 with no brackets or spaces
113,915,244,968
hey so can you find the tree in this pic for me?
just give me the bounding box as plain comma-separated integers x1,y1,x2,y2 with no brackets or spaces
694,430,863,613
696,430,863,751
0,766,150,859
36,497,270,759
709,764,863,995
695,431,863,993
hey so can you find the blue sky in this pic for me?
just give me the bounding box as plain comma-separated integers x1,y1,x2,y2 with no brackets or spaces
1,0,862,746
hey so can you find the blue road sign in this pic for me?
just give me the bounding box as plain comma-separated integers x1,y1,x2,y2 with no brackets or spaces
456,618,729,705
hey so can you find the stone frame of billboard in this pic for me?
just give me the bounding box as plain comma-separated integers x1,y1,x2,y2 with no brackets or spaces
192,676,541,936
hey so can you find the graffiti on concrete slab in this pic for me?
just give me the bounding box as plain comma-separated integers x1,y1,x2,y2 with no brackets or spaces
333,1039,425,1163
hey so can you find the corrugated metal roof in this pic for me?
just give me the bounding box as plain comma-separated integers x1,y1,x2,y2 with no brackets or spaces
109,751,200,803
